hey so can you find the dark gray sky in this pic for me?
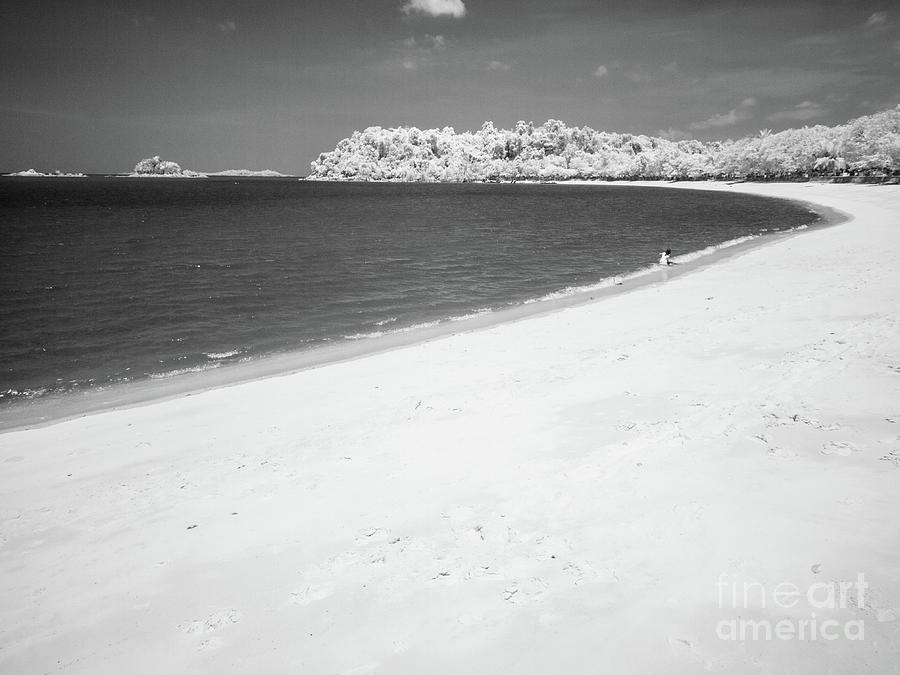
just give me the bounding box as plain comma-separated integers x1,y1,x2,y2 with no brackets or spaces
2,0,897,174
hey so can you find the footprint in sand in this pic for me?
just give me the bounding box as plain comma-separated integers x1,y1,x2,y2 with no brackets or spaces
503,577,549,604
563,561,618,585
808,419,843,432
879,450,900,467
762,413,788,428
290,583,335,606
821,441,859,457
876,608,897,622
354,527,392,545
180,609,241,636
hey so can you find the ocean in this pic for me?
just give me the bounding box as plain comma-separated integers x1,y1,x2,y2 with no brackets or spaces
0,178,820,424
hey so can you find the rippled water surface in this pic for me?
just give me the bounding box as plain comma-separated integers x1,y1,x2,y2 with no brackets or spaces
0,178,819,407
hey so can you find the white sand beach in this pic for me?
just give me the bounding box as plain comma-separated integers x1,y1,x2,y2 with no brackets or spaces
1,182,899,674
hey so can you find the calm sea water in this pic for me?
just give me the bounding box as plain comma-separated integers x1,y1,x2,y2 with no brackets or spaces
0,178,819,413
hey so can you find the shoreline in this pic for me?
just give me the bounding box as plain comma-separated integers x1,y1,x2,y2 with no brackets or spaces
0,181,845,433
2,181,898,673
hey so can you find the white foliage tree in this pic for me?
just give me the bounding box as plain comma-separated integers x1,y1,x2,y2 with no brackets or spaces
308,106,900,182
133,156,185,175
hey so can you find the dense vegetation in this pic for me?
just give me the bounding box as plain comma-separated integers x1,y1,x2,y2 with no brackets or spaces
133,156,204,177
308,106,900,182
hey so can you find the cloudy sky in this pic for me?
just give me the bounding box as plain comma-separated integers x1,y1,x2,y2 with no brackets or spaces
1,0,898,174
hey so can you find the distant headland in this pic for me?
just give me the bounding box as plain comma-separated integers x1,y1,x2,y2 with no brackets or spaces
6,169,87,178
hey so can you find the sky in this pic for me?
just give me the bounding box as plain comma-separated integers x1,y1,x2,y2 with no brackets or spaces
1,0,898,174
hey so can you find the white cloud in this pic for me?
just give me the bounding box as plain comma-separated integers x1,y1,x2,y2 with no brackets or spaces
488,60,511,72
866,12,887,27
402,0,466,18
423,34,446,50
593,65,608,78
218,19,236,35
393,32,447,70
767,100,828,122
690,98,757,130
397,33,445,50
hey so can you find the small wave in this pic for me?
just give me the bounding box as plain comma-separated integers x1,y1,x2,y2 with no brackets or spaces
524,273,639,303
389,319,442,332
374,316,398,326
344,331,387,340
449,308,493,321
672,234,758,264
344,310,495,341
149,363,221,379
204,349,245,360
522,232,776,305
344,319,443,340
0,387,49,401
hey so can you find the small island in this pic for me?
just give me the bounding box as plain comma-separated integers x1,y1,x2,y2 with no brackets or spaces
5,168,87,177
129,156,290,178
130,155,205,178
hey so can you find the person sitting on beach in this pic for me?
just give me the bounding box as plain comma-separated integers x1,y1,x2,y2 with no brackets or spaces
659,248,675,266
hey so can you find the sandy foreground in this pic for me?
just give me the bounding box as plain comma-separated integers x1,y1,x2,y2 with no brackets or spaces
1,181,899,674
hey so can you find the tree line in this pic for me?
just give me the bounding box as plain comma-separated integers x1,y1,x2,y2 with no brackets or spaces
308,106,900,182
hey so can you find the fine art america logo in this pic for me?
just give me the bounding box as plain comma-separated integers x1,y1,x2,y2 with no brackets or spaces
716,573,867,641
